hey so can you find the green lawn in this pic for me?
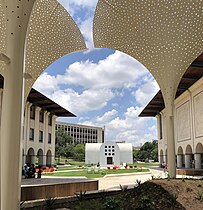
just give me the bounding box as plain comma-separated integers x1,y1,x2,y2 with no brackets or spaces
56,167,84,171
43,168,149,179
132,162,159,167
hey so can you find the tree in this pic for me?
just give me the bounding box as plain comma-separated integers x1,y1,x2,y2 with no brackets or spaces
55,128,73,158
73,144,85,161
135,140,158,161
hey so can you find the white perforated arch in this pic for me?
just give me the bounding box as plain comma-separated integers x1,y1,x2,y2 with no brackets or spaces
93,0,203,111
24,0,86,98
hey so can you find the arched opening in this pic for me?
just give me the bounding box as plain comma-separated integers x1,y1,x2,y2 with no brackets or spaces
46,150,52,167
177,146,184,168
195,143,203,169
26,148,35,165
37,149,44,167
185,145,193,168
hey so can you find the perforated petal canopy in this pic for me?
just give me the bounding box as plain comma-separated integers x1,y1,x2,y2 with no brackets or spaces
94,0,203,111
24,0,86,98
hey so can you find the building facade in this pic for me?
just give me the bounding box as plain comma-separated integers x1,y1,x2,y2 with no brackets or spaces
157,77,203,169
22,88,75,168
23,103,56,167
139,54,203,170
85,142,133,167
56,122,105,144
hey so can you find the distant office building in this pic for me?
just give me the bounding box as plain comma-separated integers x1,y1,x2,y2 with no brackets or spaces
85,142,133,167
55,122,105,144
116,141,126,143
133,146,141,151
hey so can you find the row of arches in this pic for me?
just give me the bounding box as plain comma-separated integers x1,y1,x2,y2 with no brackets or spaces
23,148,53,168
160,143,203,169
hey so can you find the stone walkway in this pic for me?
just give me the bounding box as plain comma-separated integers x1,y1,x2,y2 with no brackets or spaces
97,168,166,190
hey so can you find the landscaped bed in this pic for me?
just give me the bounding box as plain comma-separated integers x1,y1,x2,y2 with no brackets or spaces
43,168,150,179
67,179,203,210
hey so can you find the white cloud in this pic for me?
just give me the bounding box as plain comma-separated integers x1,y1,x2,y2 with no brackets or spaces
59,0,97,9
58,0,97,51
57,51,148,89
96,109,118,123
133,76,159,106
77,16,94,50
33,73,58,95
50,88,114,115
92,106,157,146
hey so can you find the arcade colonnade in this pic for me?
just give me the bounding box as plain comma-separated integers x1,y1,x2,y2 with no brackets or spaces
158,77,203,170
160,144,203,170
0,0,202,209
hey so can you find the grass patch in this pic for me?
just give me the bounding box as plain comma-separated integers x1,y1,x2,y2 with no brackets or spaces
44,168,149,179
132,162,159,167
56,167,84,171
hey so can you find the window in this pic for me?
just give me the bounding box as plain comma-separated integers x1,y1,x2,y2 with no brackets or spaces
112,153,115,156
112,146,114,148
30,105,35,119
108,153,111,156
48,115,52,126
112,149,115,152
39,131,43,143
105,146,107,148
48,133,51,144
105,153,107,156
108,146,111,148
29,128,34,141
39,110,44,123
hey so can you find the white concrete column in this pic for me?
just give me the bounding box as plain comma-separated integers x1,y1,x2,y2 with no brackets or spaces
195,153,202,169
177,154,183,168
156,114,161,140
165,114,176,178
43,111,49,166
0,1,36,209
185,154,191,168
51,115,57,166
23,102,30,163
25,103,32,157
34,107,41,143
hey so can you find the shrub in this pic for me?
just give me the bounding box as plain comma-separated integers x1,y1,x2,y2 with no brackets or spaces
195,190,203,202
135,195,155,210
102,197,122,210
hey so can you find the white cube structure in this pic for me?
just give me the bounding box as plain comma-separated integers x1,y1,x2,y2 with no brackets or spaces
85,142,133,167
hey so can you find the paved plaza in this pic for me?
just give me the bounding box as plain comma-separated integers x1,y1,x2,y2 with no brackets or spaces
21,167,167,190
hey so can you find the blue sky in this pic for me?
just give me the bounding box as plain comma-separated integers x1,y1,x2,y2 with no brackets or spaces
33,0,160,146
